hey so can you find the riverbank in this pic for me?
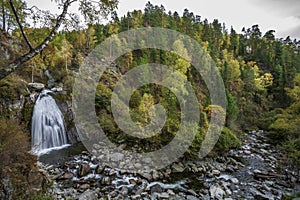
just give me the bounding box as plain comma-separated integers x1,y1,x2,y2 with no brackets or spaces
39,130,300,199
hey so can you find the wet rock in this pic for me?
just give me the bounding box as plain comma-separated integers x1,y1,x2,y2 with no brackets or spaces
78,189,97,200
167,189,175,196
209,184,225,200
159,192,170,198
254,193,273,200
96,165,105,174
187,189,197,196
131,194,142,199
212,170,221,176
78,163,91,177
79,184,90,191
230,178,239,184
61,172,74,179
101,176,111,185
120,186,129,196
129,179,137,185
139,172,152,181
150,183,163,194
108,169,117,176
244,150,252,155
186,195,199,200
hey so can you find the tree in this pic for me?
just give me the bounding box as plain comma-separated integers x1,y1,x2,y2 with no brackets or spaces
0,0,118,80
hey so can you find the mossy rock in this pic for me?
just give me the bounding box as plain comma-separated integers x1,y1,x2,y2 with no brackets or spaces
214,127,242,153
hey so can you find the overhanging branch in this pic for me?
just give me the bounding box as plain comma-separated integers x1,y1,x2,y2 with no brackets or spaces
9,0,34,51
0,0,74,80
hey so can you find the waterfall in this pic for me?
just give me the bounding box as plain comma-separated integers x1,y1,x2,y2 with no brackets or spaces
31,90,69,155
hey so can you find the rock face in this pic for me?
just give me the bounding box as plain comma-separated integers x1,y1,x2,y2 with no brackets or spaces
40,131,300,199
28,82,45,90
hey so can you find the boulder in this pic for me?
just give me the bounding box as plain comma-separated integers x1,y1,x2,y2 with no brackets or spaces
150,183,163,194
171,163,185,173
78,189,97,200
28,82,45,90
210,184,225,200
78,163,91,177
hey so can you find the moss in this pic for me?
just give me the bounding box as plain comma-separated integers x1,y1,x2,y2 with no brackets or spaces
214,127,242,153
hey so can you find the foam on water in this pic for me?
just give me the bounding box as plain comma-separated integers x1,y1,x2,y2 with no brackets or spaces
31,90,69,156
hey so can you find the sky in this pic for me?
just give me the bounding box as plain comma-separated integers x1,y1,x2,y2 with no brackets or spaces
26,0,300,39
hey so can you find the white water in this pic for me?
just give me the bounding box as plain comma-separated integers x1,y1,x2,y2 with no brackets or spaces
31,90,69,155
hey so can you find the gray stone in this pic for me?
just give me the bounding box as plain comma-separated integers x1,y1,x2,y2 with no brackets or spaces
101,176,111,185
139,172,152,181
186,195,199,200
78,189,97,200
120,186,129,196
78,163,91,177
167,189,175,196
209,184,225,200
159,192,170,199
187,189,197,196
61,172,74,179
111,152,124,162
96,165,105,174
230,178,239,184
212,170,221,176
171,163,185,173
79,184,90,190
152,170,160,180
150,183,163,194
131,194,142,199
244,150,252,155
28,82,45,90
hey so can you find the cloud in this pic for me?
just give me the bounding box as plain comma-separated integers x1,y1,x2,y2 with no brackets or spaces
249,0,300,17
280,25,300,39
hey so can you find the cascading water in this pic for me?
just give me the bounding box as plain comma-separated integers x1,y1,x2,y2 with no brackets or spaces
31,90,69,155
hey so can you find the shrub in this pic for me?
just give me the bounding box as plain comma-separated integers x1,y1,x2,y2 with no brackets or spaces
214,127,242,152
0,118,38,199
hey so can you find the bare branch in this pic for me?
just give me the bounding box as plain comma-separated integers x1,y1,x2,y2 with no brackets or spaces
0,0,74,80
9,0,34,50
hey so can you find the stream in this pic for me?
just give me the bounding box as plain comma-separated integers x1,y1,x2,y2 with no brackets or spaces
38,130,300,199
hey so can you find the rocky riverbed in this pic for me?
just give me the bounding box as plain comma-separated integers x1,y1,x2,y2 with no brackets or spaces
39,130,300,199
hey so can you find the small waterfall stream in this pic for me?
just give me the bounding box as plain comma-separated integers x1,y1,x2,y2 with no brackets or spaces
31,90,69,155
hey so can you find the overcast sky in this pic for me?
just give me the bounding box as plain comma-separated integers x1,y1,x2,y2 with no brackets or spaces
27,0,300,39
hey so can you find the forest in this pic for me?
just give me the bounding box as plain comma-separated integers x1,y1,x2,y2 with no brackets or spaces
0,0,300,199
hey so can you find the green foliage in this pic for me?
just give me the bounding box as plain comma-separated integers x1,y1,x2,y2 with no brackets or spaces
268,74,300,175
214,127,242,152
226,90,238,127
0,118,38,199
